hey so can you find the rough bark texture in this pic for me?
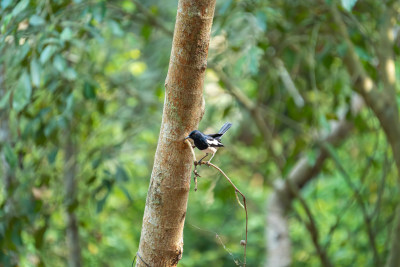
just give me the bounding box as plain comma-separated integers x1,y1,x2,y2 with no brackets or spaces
136,1,216,266
64,138,82,267
265,94,364,267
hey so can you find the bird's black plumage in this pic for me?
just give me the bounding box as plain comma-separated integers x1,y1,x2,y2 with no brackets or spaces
185,122,232,163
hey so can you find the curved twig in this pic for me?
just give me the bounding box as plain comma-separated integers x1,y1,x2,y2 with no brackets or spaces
185,140,248,266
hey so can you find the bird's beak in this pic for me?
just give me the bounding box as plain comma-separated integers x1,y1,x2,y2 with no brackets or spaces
184,136,190,140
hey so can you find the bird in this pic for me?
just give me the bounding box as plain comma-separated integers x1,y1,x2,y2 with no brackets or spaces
184,122,232,164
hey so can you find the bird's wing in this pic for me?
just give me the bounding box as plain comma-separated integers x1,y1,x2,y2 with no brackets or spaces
207,133,223,138
206,137,224,147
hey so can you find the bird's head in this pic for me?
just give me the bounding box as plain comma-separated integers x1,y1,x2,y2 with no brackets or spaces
184,130,201,140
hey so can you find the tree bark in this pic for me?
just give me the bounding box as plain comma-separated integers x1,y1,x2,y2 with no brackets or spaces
136,1,216,266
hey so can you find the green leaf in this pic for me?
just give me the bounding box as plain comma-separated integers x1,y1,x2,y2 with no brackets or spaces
65,93,74,113
108,20,124,37
30,58,41,87
40,45,57,64
122,0,135,12
29,15,45,26
14,42,30,65
307,149,317,165
63,68,77,81
11,0,29,17
83,82,96,99
44,118,58,137
47,148,58,164
0,90,11,109
116,166,129,182
341,0,358,11
1,0,12,9
12,71,32,112
53,55,66,72
3,144,17,170
60,27,73,41
255,11,267,31
1,14,12,34
119,185,133,202
248,47,262,75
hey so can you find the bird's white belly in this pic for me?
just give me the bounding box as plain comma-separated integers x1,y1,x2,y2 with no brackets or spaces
203,147,217,154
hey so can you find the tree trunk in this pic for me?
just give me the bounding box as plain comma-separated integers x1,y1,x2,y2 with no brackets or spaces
136,0,216,266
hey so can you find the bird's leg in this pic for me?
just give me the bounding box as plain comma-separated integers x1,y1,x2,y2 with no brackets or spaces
198,153,208,164
207,151,216,165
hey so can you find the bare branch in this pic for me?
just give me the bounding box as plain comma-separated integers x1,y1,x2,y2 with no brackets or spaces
185,140,248,266
266,93,363,267
288,180,333,267
209,64,286,169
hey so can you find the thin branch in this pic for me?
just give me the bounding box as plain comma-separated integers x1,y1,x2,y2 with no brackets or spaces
185,140,248,267
323,143,380,266
131,0,174,36
275,58,304,107
209,64,286,169
288,180,333,267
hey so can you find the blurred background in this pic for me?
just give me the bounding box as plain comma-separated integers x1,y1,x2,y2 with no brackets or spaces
0,0,399,266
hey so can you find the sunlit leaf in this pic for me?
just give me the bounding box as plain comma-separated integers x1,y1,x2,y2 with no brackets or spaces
30,58,41,87
40,45,57,64
53,54,66,72
12,70,32,112
11,0,29,17
1,0,12,9
3,143,17,169
341,0,358,11
108,20,124,37
29,15,45,26
63,68,77,81
0,90,11,109
122,0,135,12
60,27,73,41
255,11,267,31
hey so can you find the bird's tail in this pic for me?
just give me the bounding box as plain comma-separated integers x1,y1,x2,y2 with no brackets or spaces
218,122,232,136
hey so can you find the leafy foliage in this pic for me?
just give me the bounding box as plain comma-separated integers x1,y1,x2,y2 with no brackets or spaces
0,0,399,266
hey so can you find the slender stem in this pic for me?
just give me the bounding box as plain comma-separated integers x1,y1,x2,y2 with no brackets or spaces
185,140,248,266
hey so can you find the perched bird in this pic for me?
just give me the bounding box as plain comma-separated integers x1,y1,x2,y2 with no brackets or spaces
184,122,232,164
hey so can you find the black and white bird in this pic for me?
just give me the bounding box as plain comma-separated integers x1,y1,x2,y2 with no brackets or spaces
184,122,232,164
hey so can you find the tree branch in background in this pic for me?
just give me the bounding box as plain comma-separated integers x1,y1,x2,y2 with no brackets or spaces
288,180,333,267
328,4,400,267
324,143,380,266
275,58,304,108
64,136,82,267
136,1,217,266
132,0,174,36
265,93,364,267
210,64,286,169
